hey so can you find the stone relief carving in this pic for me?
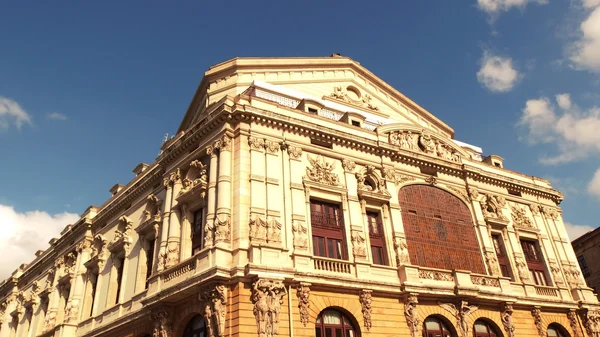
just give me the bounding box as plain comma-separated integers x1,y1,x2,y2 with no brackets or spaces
151,308,173,337
579,308,600,337
470,275,500,287
541,206,560,220
213,135,232,152
163,169,182,188
425,175,437,185
468,187,480,200
64,252,78,275
531,307,544,337
199,284,228,337
296,283,310,327
329,86,379,111
76,237,93,254
248,136,265,151
419,270,454,282
480,194,507,221
446,186,470,202
567,310,580,337
165,242,179,269
394,236,411,265
292,221,308,250
510,204,535,229
180,160,208,199
112,215,134,250
43,310,57,331
359,290,372,331
404,294,420,337
549,261,565,285
64,299,80,323
214,215,231,244
389,130,461,162
530,204,541,216
305,155,339,186
514,254,531,282
394,173,416,185
286,145,303,159
204,219,215,247
264,140,279,154
501,303,515,337
350,230,367,258
439,300,478,337
484,251,501,277
565,265,584,287
249,214,282,245
252,279,287,337
92,234,108,269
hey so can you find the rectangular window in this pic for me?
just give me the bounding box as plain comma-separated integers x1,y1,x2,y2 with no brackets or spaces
492,234,511,278
520,239,548,286
115,257,125,304
367,211,387,265
578,255,590,277
192,209,204,254
310,200,347,260
145,239,155,288
88,271,98,317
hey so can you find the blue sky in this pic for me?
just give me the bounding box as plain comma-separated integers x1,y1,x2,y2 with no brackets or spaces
1,0,599,276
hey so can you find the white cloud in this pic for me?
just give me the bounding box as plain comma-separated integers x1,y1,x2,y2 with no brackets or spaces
0,205,79,280
477,50,522,92
47,112,68,121
587,168,600,198
477,0,548,21
564,222,596,240
568,4,600,72
518,93,600,163
0,97,32,130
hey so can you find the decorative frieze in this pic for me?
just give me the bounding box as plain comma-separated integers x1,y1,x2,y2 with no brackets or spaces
565,265,584,287
292,221,308,250
404,294,420,337
359,290,372,331
470,275,500,287
252,279,287,337
501,303,515,337
287,146,302,159
531,307,544,337
296,283,310,327
394,236,410,265
329,86,379,111
549,261,565,286
249,214,282,245
389,130,461,162
439,300,478,337
419,270,454,282
264,140,279,154
248,137,266,151
305,155,339,186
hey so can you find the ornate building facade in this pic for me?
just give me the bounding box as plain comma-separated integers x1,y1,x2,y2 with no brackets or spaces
1,55,599,337
572,227,600,300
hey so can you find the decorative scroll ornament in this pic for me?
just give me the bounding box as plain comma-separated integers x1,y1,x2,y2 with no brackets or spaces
394,236,411,265
296,283,310,327
287,145,303,159
484,251,501,277
389,130,461,162
514,254,531,282
249,215,282,245
351,230,367,258
501,303,515,337
419,270,454,281
439,301,478,337
180,160,208,199
214,135,232,152
248,137,265,151
151,308,173,337
567,310,580,337
531,307,544,337
481,194,508,221
199,284,228,337
510,204,535,229
404,294,420,337
163,168,182,188
305,155,339,186
252,279,287,337
579,308,600,337
329,86,379,111
76,237,93,253
214,215,231,244
292,221,308,250
63,251,78,275
359,290,373,331
342,158,356,172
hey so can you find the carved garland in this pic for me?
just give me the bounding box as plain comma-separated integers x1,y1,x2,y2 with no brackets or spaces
249,214,282,245
531,307,544,337
359,290,372,331
296,283,310,327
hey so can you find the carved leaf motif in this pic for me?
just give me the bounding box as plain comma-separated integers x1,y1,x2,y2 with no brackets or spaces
305,155,339,186
510,204,535,229
531,307,544,337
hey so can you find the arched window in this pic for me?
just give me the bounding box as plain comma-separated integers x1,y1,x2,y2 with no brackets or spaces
183,315,206,337
398,185,486,273
423,316,455,337
473,320,500,337
547,324,570,337
315,309,358,337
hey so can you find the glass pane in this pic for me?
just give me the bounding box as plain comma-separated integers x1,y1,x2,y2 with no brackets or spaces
335,240,343,259
323,310,342,325
474,322,488,333
426,320,440,330
325,328,333,337
335,328,342,337
316,327,321,337
343,315,351,325
347,329,354,337
328,239,335,258
547,327,558,337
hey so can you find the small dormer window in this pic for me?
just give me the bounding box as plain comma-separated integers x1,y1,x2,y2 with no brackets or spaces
308,107,318,114
494,162,501,167
351,120,361,127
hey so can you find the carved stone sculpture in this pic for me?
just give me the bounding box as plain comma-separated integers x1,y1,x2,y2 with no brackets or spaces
532,307,544,337
394,236,411,265
44,310,57,331
549,261,565,285
152,308,172,337
252,279,287,337
351,230,367,258
359,290,372,331
199,284,227,337
579,308,600,337
292,221,308,250
439,300,478,337
481,194,507,221
510,204,535,229
514,255,531,282
305,155,339,186
565,266,584,288
296,283,310,327
404,294,420,337
249,215,282,245
214,215,231,243
501,303,515,337
165,243,179,268
484,251,501,277
567,309,580,337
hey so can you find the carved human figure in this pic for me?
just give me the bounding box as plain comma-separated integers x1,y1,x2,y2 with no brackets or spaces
394,237,410,265
253,281,270,337
419,133,436,154
404,294,420,337
501,303,515,337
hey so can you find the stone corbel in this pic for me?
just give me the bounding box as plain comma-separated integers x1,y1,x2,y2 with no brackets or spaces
296,283,311,327
359,290,372,331
531,307,544,337
199,284,228,337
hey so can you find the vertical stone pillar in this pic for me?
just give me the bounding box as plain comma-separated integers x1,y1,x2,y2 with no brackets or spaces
166,172,182,269
215,135,232,245
265,139,282,244
248,136,266,247
205,146,219,247
158,176,173,273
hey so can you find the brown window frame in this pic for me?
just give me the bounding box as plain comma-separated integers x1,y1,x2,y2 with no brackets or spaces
192,208,204,254
310,200,347,260
491,234,511,279
315,309,359,337
366,211,387,266
520,239,548,286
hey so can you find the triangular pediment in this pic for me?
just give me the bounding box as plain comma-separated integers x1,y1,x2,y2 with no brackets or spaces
177,56,454,138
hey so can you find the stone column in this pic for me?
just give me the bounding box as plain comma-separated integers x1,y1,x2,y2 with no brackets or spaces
215,135,232,245
204,145,219,248
157,177,173,273
166,172,182,268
